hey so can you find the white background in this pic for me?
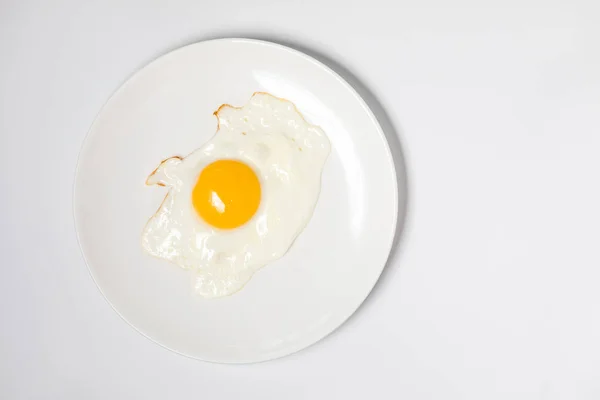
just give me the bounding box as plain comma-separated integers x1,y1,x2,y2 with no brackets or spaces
1,0,599,398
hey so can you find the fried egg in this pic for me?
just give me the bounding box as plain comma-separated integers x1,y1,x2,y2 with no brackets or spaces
142,92,331,298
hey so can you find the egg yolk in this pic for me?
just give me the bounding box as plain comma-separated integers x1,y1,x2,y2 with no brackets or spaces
192,160,261,229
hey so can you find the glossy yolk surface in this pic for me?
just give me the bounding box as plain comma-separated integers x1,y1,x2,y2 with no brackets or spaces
192,159,261,229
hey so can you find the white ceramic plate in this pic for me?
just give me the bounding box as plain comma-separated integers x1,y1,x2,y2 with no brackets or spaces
74,38,398,363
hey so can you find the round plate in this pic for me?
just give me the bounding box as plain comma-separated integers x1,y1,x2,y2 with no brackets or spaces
74,38,398,363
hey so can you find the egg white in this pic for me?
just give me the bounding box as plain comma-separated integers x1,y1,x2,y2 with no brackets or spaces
142,92,331,298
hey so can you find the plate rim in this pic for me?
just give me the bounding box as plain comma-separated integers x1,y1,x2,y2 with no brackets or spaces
73,37,399,363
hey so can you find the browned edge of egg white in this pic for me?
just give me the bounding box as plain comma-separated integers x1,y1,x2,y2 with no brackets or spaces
145,155,184,187
143,156,185,252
